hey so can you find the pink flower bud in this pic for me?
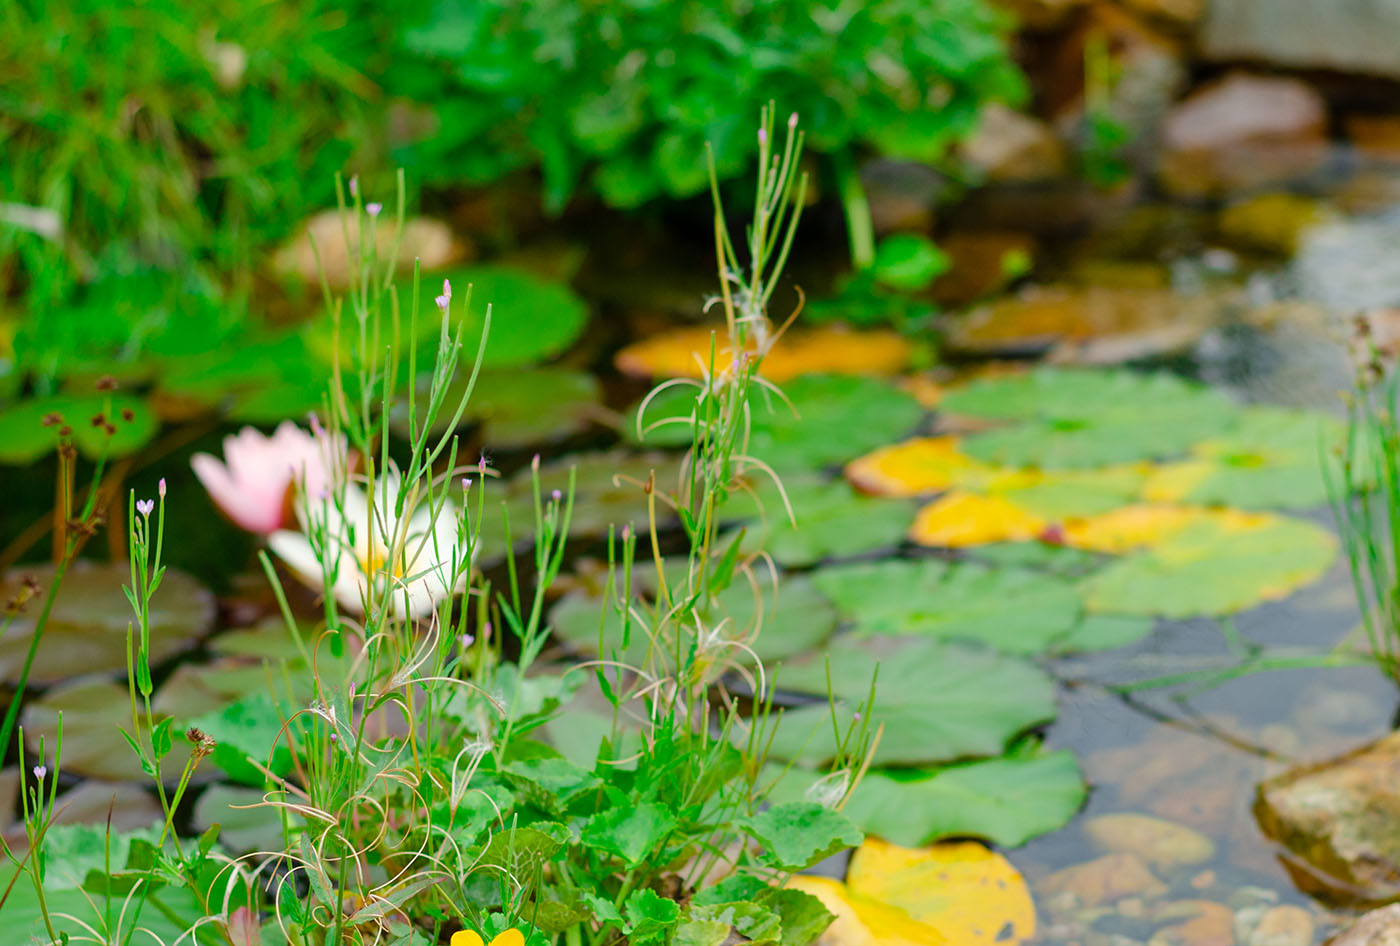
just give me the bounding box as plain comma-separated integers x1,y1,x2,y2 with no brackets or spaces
157,477,167,498
349,176,359,198
366,202,382,217
137,498,154,517
32,764,46,780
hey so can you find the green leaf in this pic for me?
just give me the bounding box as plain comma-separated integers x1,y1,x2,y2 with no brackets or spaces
746,802,863,870
761,889,836,946
679,902,784,946
476,825,565,882
581,801,678,866
810,559,1081,654
1049,614,1155,653
1081,513,1337,617
0,393,157,464
873,235,950,292
625,888,682,945
727,478,914,567
392,366,601,448
184,693,295,786
787,751,1087,848
763,637,1056,767
942,368,1240,469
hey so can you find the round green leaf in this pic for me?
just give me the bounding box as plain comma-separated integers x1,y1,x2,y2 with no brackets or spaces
23,677,193,782
394,366,601,448
763,636,1057,767
810,558,1081,654
943,368,1240,469
0,394,158,464
730,478,914,567
0,562,214,685
1081,513,1337,617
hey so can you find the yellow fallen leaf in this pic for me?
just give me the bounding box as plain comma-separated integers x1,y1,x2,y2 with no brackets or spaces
846,438,1007,498
614,325,911,382
847,839,1036,946
909,490,1047,547
1061,504,1270,554
788,875,947,946
1140,460,1215,504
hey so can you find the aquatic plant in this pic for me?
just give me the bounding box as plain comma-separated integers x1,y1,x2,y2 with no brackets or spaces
3,113,868,945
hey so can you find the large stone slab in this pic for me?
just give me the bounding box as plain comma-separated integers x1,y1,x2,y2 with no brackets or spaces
1254,732,1400,902
1201,0,1400,80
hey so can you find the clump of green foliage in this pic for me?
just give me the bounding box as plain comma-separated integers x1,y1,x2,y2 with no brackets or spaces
4,114,869,946
392,0,1024,250
1,0,382,386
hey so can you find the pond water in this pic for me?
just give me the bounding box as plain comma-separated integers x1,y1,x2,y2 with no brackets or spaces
7,167,1400,944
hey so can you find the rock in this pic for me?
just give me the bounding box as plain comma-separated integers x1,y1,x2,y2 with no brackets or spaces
1332,905,1400,946
960,104,1068,183
1158,74,1329,198
1217,194,1334,257
945,285,1223,364
861,159,945,236
1149,901,1235,946
930,230,1036,306
1085,813,1216,868
1255,732,1400,902
1293,212,1400,312
1346,115,1400,164
1201,0,1400,81
272,210,469,289
1247,905,1313,946
1038,853,1168,907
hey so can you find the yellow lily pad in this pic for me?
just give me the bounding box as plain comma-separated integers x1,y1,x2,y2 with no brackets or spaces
614,325,911,382
909,491,1048,548
787,875,947,946
847,839,1036,946
1059,505,1268,554
846,438,1016,498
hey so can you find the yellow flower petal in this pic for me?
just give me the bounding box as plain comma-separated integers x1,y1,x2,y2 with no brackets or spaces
489,929,525,946
847,839,1035,946
452,932,485,946
909,491,1047,548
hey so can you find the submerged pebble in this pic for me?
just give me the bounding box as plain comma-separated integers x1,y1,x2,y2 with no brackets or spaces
1039,853,1169,908
1085,813,1217,868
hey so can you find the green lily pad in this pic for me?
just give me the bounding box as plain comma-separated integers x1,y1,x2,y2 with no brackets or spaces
628,374,924,474
0,562,214,685
549,570,838,668
22,677,194,782
810,559,1081,654
0,393,158,464
999,466,1149,519
1049,614,1156,654
412,264,589,368
972,541,1106,578
728,478,914,567
772,750,1085,848
943,368,1239,469
192,783,285,854
1144,406,1343,510
393,366,602,448
1081,513,1337,617
762,637,1057,767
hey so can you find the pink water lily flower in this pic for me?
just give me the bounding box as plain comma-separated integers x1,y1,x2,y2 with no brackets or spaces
191,422,333,534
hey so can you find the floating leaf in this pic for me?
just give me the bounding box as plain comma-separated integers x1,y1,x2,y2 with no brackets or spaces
909,491,1046,548
971,541,1105,579
1060,504,1263,554
942,368,1239,469
1049,614,1155,653
630,374,924,475
1082,512,1337,617
393,366,602,447
192,784,284,854
848,838,1037,945
0,562,214,685
845,437,1008,498
762,637,1056,767
733,479,914,566
615,326,911,382
1141,406,1342,510
785,876,946,946
0,394,158,464
549,571,838,668
22,678,193,782
811,560,1081,654
997,465,1149,519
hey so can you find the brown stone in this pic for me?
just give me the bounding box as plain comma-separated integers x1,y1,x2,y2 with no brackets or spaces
1248,905,1313,946
960,104,1068,183
1255,732,1400,902
1158,74,1329,197
1200,0,1400,81
1330,905,1400,946
1085,813,1215,868
1346,115,1400,163
1038,853,1168,907
272,210,469,290
1218,194,1334,256
1149,901,1235,946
